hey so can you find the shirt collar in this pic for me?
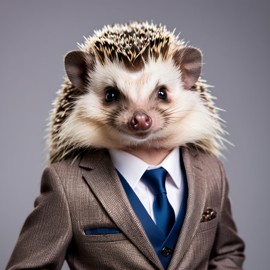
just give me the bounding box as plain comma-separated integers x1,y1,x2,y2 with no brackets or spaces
159,148,181,189
109,148,181,189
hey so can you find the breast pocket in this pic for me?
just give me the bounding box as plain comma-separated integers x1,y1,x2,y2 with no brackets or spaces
197,216,218,233
197,207,219,233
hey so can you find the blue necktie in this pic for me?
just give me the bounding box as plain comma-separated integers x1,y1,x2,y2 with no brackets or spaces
142,167,175,236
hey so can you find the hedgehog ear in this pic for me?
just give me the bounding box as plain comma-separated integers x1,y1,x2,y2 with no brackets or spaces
64,51,95,91
173,47,202,89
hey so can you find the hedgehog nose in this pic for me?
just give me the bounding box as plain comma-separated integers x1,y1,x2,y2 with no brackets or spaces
130,111,152,131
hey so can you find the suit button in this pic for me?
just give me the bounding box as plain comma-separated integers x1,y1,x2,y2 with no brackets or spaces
161,247,173,257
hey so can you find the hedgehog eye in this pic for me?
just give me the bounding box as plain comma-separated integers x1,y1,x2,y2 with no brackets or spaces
105,87,120,103
157,87,168,100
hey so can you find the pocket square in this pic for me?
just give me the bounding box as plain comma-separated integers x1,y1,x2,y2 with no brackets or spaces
84,227,121,235
200,208,217,222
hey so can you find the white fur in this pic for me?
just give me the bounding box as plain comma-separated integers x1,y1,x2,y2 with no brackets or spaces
59,57,222,154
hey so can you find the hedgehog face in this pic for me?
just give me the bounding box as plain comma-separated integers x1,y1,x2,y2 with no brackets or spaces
59,49,217,152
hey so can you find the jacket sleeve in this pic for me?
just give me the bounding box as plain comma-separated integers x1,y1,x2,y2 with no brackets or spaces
6,166,72,270
209,160,245,269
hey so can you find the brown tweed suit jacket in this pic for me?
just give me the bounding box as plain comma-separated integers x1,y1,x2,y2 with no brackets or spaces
7,147,245,269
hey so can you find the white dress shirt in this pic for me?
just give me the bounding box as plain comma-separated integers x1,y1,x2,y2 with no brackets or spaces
109,148,184,223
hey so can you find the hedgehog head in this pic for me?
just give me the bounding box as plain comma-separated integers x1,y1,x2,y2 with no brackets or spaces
48,22,225,163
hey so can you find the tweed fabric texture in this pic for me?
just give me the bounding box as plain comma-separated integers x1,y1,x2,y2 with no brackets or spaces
7,148,245,269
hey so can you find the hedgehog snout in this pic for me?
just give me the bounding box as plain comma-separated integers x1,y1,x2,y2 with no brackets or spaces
129,111,152,131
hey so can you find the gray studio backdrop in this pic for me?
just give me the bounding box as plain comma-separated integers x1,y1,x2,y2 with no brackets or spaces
0,0,269,269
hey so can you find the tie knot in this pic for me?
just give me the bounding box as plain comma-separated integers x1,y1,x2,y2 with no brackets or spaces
142,167,168,195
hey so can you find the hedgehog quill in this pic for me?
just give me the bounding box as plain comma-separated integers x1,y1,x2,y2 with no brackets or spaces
7,22,245,270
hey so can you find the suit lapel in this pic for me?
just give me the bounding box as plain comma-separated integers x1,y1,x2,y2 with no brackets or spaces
168,148,207,270
79,149,163,270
